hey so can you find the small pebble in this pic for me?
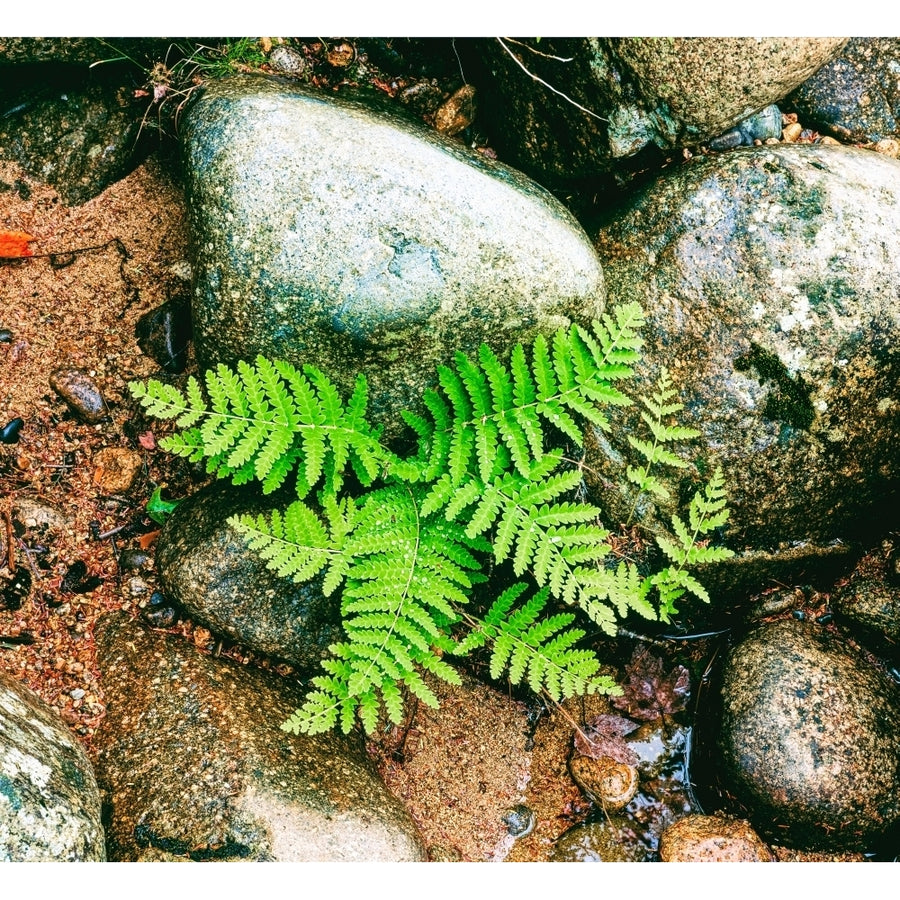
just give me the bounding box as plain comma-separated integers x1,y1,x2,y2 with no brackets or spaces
0,328,12,343
92,447,142,493
434,84,477,137
0,417,24,443
119,548,153,572
873,138,900,159
782,122,803,142
141,590,178,628
268,45,308,75
127,577,149,597
69,688,86,700
502,804,535,838
49,368,106,423
134,297,192,374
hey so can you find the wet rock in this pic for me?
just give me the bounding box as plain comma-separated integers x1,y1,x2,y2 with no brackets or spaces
134,296,192,373
92,612,426,861
50,368,106,423
715,619,900,851
569,754,639,810
0,67,150,205
502,804,535,837
139,591,178,629
0,417,24,443
659,815,773,862
155,480,342,670
788,38,900,145
833,578,900,653
0,668,105,860
92,447,142,494
550,819,650,861
433,84,476,136
475,38,846,183
589,144,900,578
708,104,784,150
118,548,153,572
182,75,605,435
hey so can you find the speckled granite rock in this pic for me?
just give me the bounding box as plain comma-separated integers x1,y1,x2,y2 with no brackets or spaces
659,814,773,862
0,669,105,861
475,38,846,183
588,144,900,580
833,578,900,653
91,612,426,861
155,480,341,670
715,619,900,851
788,38,900,144
182,74,605,434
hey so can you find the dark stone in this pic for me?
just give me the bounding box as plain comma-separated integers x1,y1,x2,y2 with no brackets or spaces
788,38,900,143
833,578,900,654
155,480,342,669
715,619,900,851
92,612,426,861
0,63,150,205
0,417,24,443
134,295,192,373
49,368,106,423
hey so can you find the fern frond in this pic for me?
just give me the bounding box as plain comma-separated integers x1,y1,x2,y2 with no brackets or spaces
456,586,617,701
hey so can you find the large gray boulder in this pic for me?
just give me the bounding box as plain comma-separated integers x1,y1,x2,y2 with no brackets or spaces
587,144,900,580
0,670,105,861
182,75,605,434
475,38,846,183
92,613,426,861
155,480,342,670
715,619,900,851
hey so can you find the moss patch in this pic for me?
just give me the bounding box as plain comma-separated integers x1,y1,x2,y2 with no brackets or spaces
735,342,815,430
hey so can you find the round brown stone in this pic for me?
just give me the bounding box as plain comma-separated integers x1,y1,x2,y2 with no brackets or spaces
659,815,773,862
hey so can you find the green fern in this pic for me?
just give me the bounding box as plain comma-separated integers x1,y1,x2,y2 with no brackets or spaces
131,300,733,736
626,366,700,514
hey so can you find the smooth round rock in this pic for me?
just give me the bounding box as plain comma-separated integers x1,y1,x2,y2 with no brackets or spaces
659,814,773,862
92,612,426,861
0,669,105,860
550,819,649,862
155,480,342,670
50,368,106,423
182,75,605,434
716,619,900,850
568,754,639,810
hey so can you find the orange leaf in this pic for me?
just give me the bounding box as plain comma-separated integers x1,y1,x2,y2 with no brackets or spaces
0,231,34,258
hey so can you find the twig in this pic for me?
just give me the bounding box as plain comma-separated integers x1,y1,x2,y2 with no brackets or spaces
496,38,607,123
502,38,574,63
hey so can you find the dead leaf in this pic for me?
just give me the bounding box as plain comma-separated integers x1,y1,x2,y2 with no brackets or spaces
138,530,160,550
137,430,157,450
0,231,34,258
573,713,640,765
611,647,690,722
